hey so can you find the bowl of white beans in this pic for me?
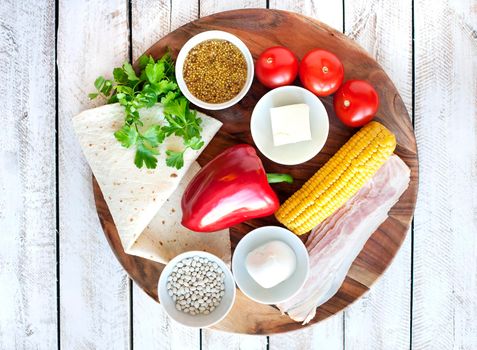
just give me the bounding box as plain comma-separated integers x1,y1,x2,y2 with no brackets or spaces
158,251,236,328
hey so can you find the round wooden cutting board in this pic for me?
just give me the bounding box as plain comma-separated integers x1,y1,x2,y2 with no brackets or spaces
93,9,418,334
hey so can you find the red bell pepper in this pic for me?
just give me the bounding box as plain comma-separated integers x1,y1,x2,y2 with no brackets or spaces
181,144,292,232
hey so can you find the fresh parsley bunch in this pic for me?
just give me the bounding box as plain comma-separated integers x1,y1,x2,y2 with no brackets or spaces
89,52,204,170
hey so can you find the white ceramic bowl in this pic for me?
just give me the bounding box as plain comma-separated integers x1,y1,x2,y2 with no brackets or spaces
175,30,254,110
158,251,236,328
232,226,309,305
250,85,329,165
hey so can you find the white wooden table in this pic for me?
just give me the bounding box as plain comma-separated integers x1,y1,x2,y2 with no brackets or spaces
1,0,476,349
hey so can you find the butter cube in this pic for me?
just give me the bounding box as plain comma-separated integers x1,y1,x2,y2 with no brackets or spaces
270,103,312,146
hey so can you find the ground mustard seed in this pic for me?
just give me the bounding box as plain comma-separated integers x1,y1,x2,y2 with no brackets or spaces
183,39,247,104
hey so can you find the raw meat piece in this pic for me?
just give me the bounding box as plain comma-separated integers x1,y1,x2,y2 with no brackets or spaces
277,155,411,324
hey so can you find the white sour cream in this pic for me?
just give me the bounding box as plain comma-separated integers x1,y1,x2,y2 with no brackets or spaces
245,240,297,289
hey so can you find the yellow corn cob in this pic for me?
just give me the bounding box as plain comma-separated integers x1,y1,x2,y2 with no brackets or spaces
275,121,396,235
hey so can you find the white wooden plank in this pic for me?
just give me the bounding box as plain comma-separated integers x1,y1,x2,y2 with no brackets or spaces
200,0,265,17
131,0,199,60
197,0,268,347
57,1,131,348
343,243,411,350
268,314,343,350
202,331,268,350
0,1,57,349
343,1,413,349
267,1,344,349
413,0,477,348
130,1,201,349
269,0,343,30
132,283,200,349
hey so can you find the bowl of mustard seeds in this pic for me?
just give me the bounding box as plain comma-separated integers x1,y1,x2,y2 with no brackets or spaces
175,31,254,110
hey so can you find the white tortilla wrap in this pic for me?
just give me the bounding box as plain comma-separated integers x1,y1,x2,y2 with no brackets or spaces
129,161,231,264
73,103,231,264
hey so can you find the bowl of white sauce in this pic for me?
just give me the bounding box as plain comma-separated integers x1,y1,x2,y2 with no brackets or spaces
232,226,310,304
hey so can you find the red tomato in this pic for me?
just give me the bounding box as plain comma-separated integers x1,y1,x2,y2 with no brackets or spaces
333,80,379,127
299,49,344,96
255,46,299,88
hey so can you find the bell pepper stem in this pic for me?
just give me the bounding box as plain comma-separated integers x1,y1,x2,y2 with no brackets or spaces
266,173,293,184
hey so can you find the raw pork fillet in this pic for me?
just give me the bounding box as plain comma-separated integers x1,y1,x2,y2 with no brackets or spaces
277,155,411,324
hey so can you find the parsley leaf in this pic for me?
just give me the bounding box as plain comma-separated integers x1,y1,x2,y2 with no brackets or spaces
113,67,128,84
138,55,153,70
140,86,159,108
135,140,159,169
90,52,204,170
123,62,139,81
160,52,175,76
160,91,178,105
153,80,178,98
142,125,165,148
145,61,165,84
162,97,203,141
185,136,204,150
165,150,184,170
114,125,138,148
163,96,188,117
94,76,106,90
93,76,113,97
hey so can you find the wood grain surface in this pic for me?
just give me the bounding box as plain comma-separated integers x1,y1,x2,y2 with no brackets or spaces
93,8,418,334
198,1,269,348
343,1,413,349
0,1,57,349
413,0,477,348
130,1,202,348
267,1,345,348
57,0,131,349
2,0,476,348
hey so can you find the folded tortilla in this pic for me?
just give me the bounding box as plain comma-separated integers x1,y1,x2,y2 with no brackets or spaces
73,103,231,264
129,161,231,264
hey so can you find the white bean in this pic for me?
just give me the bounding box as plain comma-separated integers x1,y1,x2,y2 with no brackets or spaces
166,256,229,316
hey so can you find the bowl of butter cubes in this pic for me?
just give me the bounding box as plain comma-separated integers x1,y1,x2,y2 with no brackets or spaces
158,251,236,328
250,85,329,165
